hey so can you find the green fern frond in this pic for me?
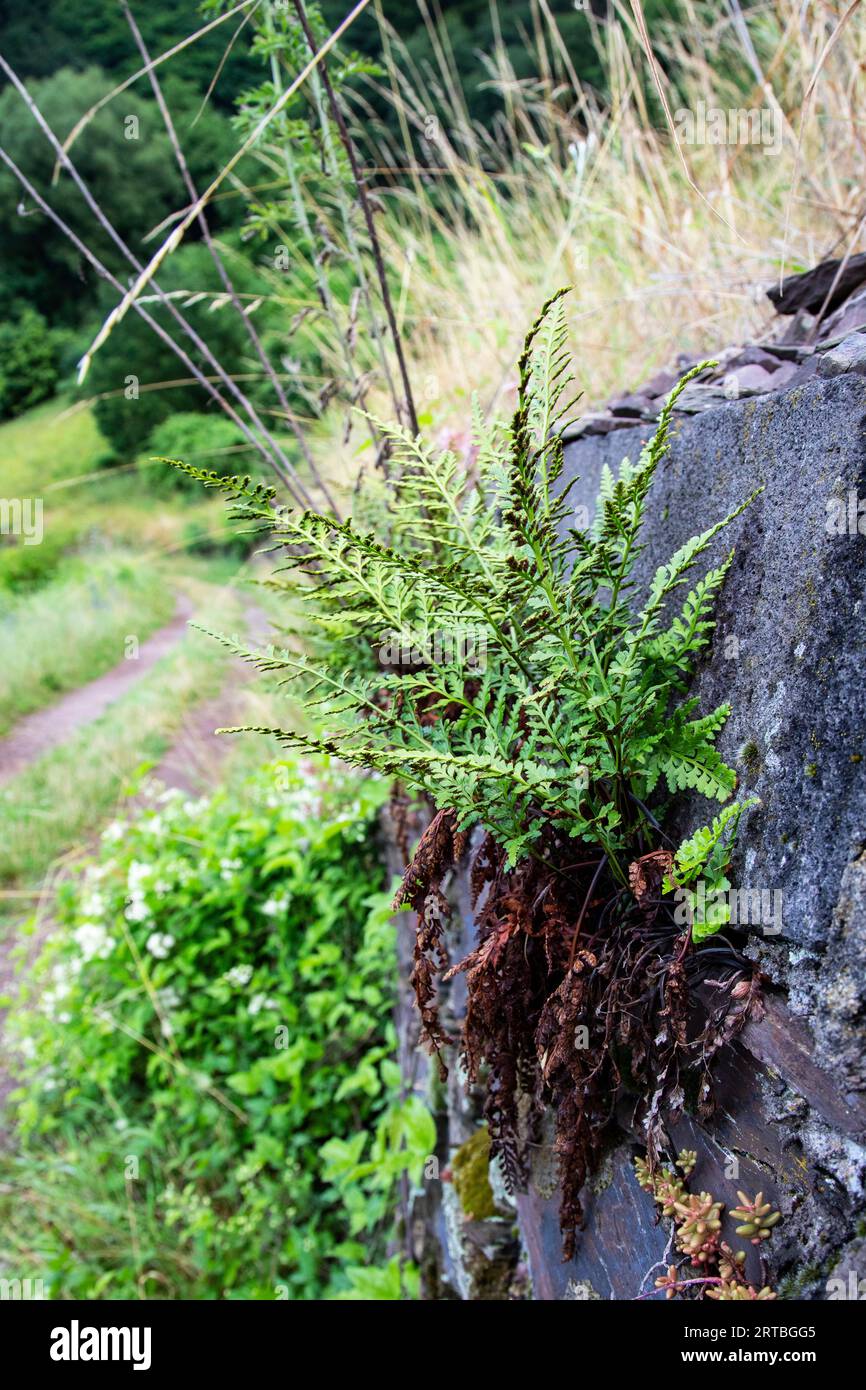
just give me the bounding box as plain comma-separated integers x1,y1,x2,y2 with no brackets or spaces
181,291,758,894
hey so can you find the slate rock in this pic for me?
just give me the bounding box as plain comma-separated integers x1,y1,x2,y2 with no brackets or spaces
724,363,776,393
785,353,822,389
779,309,817,343
561,373,866,972
636,368,678,398
547,373,866,1295
767,252,866,316
820,288,866,342
561,414,636,439
817,332,866,377
766,360,798,388
762,340,814,361
608,392,652,418
728,345,788,372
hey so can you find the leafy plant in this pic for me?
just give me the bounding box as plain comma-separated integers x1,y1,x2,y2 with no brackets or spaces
171,289,763,1256
139,413,248,494
663,797,758,942
1,759,424,1300
171,289,757,873
634,1150,780,1300
0,307,59,418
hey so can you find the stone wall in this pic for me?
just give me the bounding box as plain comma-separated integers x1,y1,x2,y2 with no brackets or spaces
392,371,866,1300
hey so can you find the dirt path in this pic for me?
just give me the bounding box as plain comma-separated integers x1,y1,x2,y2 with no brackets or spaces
0,596,195,788
136,600,272,796
0,598,273,1129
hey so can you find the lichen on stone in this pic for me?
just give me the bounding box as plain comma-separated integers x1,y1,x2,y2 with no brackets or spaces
451,1126,499,1220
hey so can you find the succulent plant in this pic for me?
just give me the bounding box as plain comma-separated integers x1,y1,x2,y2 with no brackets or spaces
730,1191,782,1244
633,1153,782,1300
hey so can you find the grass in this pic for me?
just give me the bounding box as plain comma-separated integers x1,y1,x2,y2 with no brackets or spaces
0,552,177,735
0,581,244,912
0,395,110,497
0,395,238,557
0,390,265,733
289,0,866,485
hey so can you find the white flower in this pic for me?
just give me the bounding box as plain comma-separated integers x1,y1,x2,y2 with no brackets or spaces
223,964,254,988
219,856,243,883
124,895,151,924
102,821,125,844
114,1117,129,1132
260,897,288,918
127,861,150,890
52,958,80,985
73,921,114,961
157,986,181,1010
248,992,278,1016
160,1018,174,1038
81,889,105,917
145,932,175,960
43,982,71,1013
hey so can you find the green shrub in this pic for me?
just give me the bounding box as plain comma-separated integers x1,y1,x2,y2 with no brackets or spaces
0,523,76,592
141,412,249,494
1,759,429,1299
0,308,59,419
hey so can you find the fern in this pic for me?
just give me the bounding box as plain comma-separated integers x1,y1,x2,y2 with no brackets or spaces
664,798,759,942
173,290,760,882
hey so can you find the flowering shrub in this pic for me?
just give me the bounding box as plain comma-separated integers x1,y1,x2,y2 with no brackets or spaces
1,759,431,1299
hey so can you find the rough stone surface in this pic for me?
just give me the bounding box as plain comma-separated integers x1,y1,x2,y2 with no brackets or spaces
822,289,866,342
724,363,776,392
559,374,866,979
392,373,866,1299
817,332,866,377
556,373,866,1296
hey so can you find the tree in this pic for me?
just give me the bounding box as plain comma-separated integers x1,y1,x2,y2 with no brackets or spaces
0,66,238,326
0,0,258,108
0,308,59,418
84,241,273,458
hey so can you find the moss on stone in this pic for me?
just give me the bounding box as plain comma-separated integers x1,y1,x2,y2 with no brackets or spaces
452,1127,498,1221
739,739,762,778
777,1261,827,1300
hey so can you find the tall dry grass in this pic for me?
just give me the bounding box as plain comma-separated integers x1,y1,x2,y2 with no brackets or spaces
305,0,865,477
